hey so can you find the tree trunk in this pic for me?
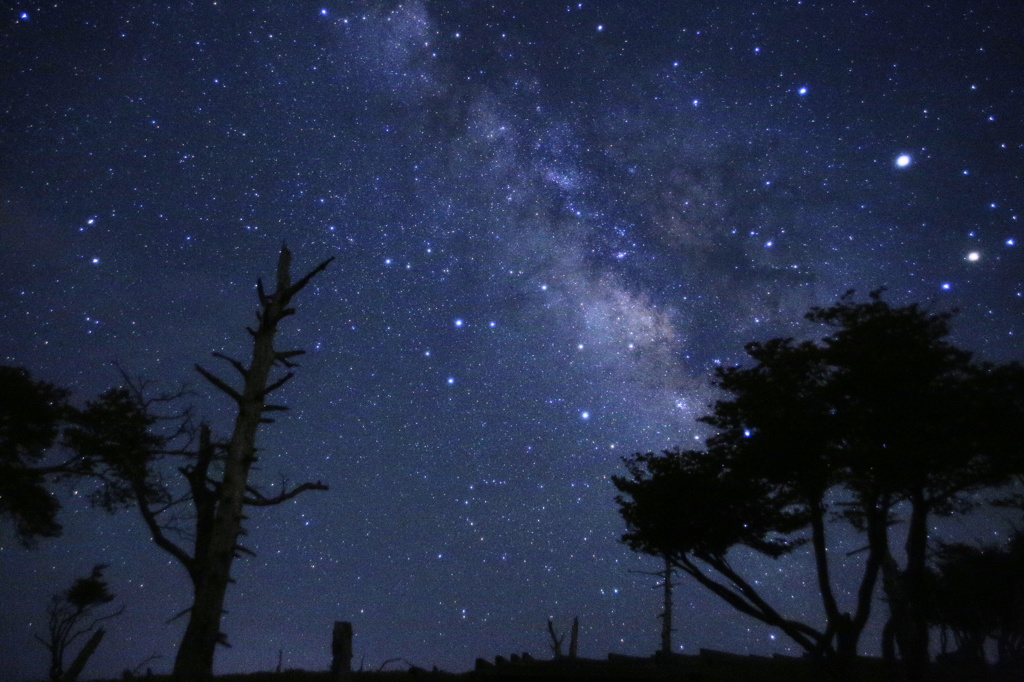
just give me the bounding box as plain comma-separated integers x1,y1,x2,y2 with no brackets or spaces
901,490,931,682
546,619,564,658
660,556,673,656
172,246,332,681
808,498,841,659
173,574,231,680
62,628,105,682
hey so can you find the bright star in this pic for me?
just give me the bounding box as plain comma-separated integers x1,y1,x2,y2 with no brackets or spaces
967,252,980,262
454,318,464,327
896,154,911,168
580,411,590,420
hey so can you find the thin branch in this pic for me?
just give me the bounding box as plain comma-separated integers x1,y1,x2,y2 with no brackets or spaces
129,653,163,677
135,481,194,572
243,481,329,506
285,256,335,300
165,606,192,625
32,453,90,476
114,363,196,416
64,605,125,650
673,553,824,653
262,372,294,396
212,352,249,380
194,364,242,403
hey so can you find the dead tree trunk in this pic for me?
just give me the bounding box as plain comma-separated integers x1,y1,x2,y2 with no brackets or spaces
630,556,675,658
62,628,104,682
170,245,333,681
547,617,578,659
546,619,564,659
660,555,674,656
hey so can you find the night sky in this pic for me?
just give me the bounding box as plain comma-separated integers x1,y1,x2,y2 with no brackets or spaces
1,1,1022,679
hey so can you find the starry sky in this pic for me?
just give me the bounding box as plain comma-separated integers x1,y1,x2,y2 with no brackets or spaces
1,1,1022,679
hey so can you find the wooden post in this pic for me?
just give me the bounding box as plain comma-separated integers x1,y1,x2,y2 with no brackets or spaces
331,621,353,680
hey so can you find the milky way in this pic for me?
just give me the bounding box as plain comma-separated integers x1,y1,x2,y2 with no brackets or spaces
1,2,1021,678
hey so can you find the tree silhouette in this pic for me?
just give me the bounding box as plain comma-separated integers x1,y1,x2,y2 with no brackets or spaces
614,290,1024,676
65,245,333,682
0,366,176,546
929,533,1024,666
808,291,1021,679
35,564,123,682
700,336,880,661
0,366,72,545
613,448,822,653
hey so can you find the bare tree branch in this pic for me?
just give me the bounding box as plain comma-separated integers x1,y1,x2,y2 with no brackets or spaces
275,349,305,368
165,606,192,625
135,481,194,573
212,352,249,380
285,256,335,300
243,481,329,506
262,372,294,396
194,365,242,404
234,544,257,558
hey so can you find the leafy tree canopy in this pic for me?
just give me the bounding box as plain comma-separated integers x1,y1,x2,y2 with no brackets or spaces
613,289,1024,665
0,366,72,544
